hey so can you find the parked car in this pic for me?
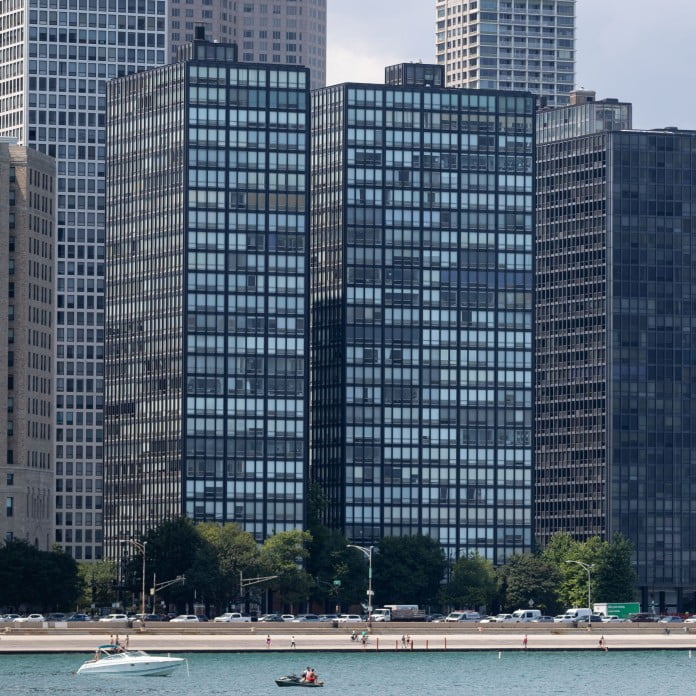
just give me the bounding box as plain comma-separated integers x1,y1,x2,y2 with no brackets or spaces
98,613,129,623
336,614,363,623
214,613,252,623
13,614,45,623
169,614,201,623
445,611,481,622
658,616,683,624
46,613,66,622
532,616,556,623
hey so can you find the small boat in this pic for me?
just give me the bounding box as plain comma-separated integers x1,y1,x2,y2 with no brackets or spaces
77,644,185,676
275,674,324,687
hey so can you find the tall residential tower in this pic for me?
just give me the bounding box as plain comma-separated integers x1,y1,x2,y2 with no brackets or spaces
168,0,327,90
536,90,696,612
311,63,534,563
0,141,56,550
0,0,167,560
104,37,309,556
435,0,575,106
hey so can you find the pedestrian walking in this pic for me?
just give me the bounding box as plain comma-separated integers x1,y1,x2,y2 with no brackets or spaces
266,634,271,649
522,634,528,650
598,636,608,652
401,634,406,648
291,636,296,649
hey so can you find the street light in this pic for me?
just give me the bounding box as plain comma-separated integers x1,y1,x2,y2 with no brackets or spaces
565,560,594,612
120,539,147,621
347,544,374,620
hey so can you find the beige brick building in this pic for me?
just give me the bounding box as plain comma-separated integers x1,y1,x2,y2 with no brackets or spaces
0,140,56,550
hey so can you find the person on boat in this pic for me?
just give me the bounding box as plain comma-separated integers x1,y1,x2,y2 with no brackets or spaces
301,666,311,681
306,668,317,683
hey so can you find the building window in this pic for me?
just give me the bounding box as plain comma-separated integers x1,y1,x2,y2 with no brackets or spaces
6,473,13,486
6,497,13,517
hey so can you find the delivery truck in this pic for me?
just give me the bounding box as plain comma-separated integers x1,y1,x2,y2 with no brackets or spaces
592,602,640,619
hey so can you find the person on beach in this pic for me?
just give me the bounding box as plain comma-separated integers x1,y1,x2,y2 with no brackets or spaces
401,634,406,647
599,636,608,651
522,634,528,650
266,634,271,649
291,636,296,649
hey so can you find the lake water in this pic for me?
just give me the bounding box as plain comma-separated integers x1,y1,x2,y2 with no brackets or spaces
1,650,694,695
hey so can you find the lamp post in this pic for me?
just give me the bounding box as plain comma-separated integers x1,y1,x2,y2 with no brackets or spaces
120,539,147,620
565,560,594,612
347,544,374,620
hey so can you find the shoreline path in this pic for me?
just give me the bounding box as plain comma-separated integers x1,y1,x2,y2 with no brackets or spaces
1,624,695,653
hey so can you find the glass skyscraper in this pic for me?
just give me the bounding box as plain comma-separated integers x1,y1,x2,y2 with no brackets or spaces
435,0,575,107
104,37,309,556
0,0,167,560
311,63,534,563
536,90,696,612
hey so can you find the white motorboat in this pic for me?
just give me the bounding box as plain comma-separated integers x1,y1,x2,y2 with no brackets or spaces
77,644,185,676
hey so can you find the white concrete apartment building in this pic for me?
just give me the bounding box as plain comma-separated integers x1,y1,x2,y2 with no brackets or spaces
169,0,326,90
435,0,575,106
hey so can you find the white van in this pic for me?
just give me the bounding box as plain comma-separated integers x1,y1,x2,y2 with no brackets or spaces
555,607,591,623
445,611,481,622
511,609,542,622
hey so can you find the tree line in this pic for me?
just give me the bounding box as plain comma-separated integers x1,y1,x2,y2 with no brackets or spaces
0,518,637,615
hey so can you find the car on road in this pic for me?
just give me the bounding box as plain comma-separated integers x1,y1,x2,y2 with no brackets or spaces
0,614,20,623
574,615,603,624
46,613,66,622
445,611,481,622
601,615,625,623
169,614,202,623
66,613,92,622
532,616,555,623
292,614,320,623
629,613,659,622
98,613,129,623
214,613,252,623
258,614,284,622
426,613,445,622
13,614,45,624
480,613,514,624
318,614,338,622
336,614,363,623
280,614,295,622
684,616,696,624
658,616,683,624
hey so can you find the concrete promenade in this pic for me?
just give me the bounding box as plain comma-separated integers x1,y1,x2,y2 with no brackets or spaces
1,624,696,653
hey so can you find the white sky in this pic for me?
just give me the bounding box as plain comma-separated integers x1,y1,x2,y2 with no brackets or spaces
326,0,696,131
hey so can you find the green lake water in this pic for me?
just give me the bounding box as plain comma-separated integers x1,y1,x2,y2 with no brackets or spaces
1,650,694,695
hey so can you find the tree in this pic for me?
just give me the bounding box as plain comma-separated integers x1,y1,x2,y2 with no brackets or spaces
372,535,447,608
77,560,117,611
259,530,313,611
592,534,637,603
499,553,562,614
197,522,260,610
443,552,497,612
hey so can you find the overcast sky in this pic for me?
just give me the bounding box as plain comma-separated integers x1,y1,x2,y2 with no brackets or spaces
327,0,696,131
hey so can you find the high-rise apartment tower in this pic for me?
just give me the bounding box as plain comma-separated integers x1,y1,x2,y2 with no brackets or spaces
168,0,327,90
104,37,310,556
311,63,535,563
435,0,575,107
536,90,696,612
0,0,168,560
0,140,56,550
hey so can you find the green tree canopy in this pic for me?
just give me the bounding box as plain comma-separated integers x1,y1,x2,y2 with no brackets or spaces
443,552,498,612
372,535,447,608
499,553,562,614
77,560,117,611
259,529,313,611
593,534,636,602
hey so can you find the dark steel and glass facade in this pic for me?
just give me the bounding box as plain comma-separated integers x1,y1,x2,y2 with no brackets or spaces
104,39,309,557
536,91,696,611
311,64,534,563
